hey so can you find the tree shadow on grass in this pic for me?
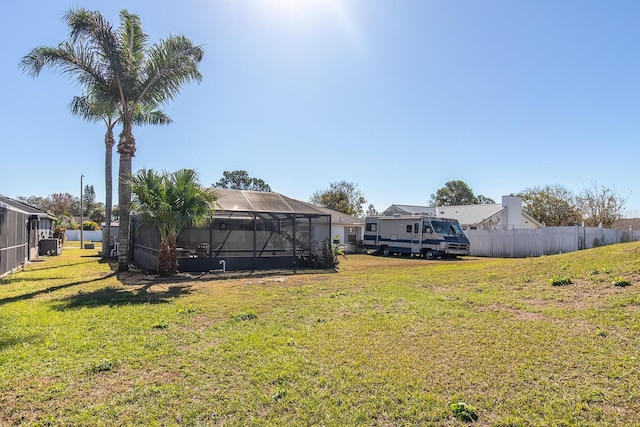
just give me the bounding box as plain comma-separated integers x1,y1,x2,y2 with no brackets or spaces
0,273,117,307
0,335,37,352
16,258,97,272
53,283,194,310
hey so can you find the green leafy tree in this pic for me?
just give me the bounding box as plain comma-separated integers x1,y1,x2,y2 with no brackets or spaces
89,203,106,224
576,183,626,228
429,180,478,206
49,193,79,216
214,170,272,192
310,181,366,217
366,204,379,217
82,184,96,215
476,194,496,204
21,8,204,272
17,195,50,212
69,92,171,256
518,185,581,226
130,168,217,276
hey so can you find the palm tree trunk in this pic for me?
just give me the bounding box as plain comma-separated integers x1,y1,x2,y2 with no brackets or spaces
158,234,178,276
117,126,136,272
102,128,115,258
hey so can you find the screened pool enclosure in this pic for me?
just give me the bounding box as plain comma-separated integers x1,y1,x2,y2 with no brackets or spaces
132,189,332,272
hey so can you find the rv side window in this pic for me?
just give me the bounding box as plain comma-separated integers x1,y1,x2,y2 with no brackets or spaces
406,225,412,233
423,223,432,233
414,223,419,233
366,223,377,232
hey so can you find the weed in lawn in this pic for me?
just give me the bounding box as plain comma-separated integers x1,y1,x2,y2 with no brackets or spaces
595,327,607,338
550,276,573,286
449,398,479,422
152,320,170,329
272,388,287,401
177,306,196,315
87,359,118,374
613,277,632,287
230,310,258,321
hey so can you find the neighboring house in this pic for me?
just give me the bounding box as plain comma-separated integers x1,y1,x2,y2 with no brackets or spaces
613,218,640,231
0,194,56,277
383,195,541,230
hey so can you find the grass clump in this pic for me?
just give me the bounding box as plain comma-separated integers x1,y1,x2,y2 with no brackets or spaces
151,319,170,329
613,277,631,287
230,310,258,321
87,359,118,374
449,399,479,422
549,276,572,286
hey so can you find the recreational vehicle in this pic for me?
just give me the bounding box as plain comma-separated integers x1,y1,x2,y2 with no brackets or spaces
363,215,470,259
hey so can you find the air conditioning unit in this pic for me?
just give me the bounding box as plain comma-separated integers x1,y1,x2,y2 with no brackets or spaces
39,238,61,256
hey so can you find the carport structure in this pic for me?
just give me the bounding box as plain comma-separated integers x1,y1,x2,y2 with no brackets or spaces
132,189,332,272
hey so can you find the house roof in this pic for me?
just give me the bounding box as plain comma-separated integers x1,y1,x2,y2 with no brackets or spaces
211,189,364,224
299,201,365,225
434,204,506,226
212,189,328,216
613,218,640,230
0,194,56,219
387,204,505,226
383,203,542,228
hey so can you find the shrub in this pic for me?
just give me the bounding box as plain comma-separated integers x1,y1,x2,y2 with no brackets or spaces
82,221,100,231
53,225,67,244
299,237,344,269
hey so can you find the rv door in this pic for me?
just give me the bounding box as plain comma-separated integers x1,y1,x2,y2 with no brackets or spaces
411,220,421,254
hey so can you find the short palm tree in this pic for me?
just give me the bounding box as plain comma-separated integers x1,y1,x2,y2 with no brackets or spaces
21,8,204,271
130,168,216,276
69,92,172,257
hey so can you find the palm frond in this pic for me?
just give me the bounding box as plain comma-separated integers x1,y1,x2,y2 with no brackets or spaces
132,105,172,126
20,42,108,90
68,93,120,125
64,9,120,66
137,35,204,106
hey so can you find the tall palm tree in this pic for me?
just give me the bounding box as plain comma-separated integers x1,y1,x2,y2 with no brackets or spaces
21,8,204,271
69,93,172,257
130,168,216,276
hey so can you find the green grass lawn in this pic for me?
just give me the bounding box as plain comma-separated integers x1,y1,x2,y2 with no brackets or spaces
1,242,640,426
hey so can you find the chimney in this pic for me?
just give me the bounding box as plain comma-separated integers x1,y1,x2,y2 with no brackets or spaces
502,195,522,229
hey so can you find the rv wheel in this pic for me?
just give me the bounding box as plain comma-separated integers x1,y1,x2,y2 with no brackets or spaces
381,246,390,257
424,249,434,260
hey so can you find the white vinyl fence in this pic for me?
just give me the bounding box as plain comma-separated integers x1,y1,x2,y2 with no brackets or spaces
465,226,640,258
65,230,103,241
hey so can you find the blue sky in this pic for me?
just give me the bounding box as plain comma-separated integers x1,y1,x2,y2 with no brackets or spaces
2,0,639,216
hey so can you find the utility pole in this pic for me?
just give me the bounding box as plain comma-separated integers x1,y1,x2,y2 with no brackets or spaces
80,174,84,249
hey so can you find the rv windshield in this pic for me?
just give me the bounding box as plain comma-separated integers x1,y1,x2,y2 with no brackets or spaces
431,220,464,235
